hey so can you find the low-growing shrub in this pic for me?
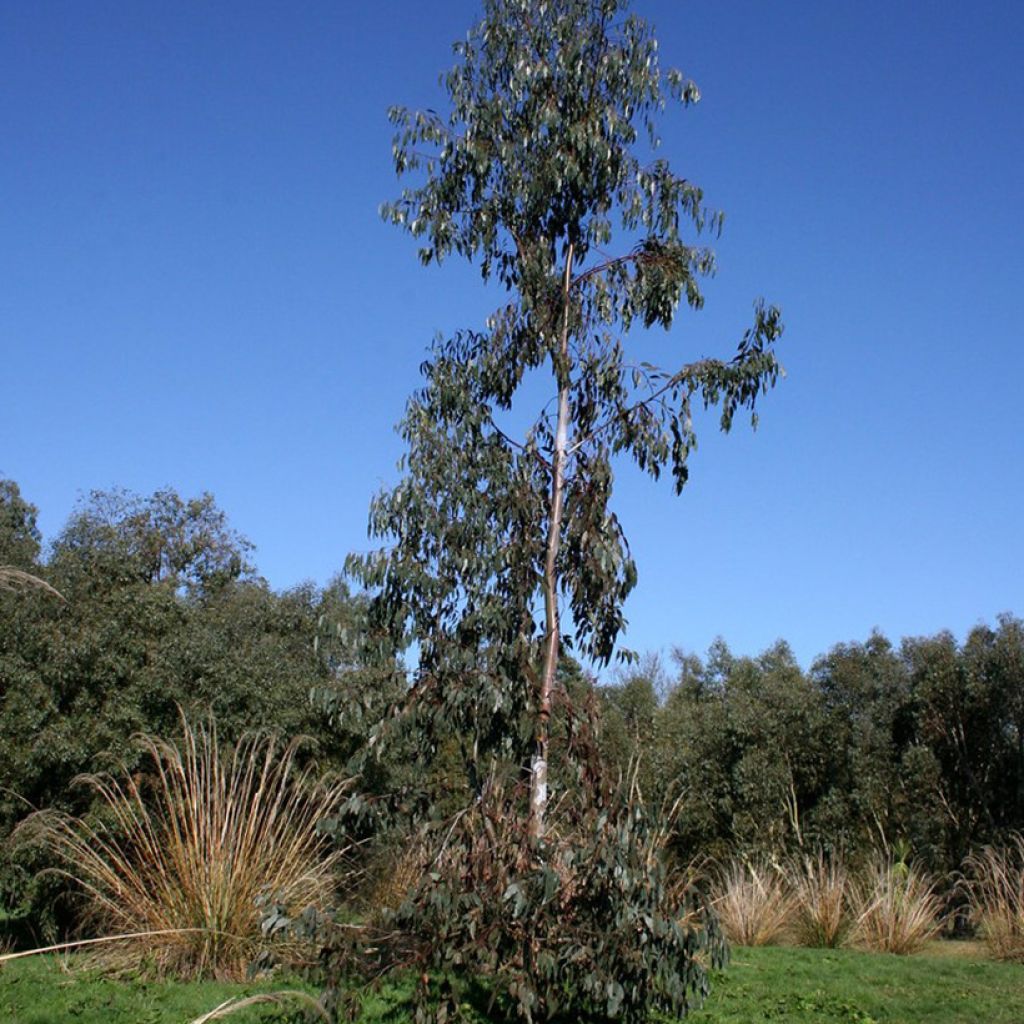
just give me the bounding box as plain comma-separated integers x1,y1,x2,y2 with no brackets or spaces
850,854,942,954
712,858,794,947
316,772,727,1024
18,714,352,979
962,833,1024,961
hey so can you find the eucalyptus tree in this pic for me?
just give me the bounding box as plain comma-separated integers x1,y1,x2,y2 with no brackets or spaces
355,0,782,844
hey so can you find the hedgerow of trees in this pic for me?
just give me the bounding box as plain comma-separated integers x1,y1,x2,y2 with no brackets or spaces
598,621,1024,878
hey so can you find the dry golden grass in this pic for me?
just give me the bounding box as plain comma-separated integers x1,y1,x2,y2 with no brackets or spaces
785,850,851,948
0,566,63,599
19,714,351,979
188,989,330,1023
369,840,436,915
962,833,1024,962
850,855,943,955
712,858,794,947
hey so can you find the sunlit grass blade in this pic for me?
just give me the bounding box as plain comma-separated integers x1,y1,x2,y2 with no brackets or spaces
188,989,330,1023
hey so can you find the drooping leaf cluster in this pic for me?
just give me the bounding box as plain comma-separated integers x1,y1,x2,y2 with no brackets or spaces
411,782,724,1024
316,763,725,1024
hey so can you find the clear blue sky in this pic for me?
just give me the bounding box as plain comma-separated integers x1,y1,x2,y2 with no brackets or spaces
3,1,1022,670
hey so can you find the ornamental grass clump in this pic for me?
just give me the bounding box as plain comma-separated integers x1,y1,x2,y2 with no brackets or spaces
712,858,794,947
785,849,851,948
850,854,943,954
962,833,1024,961
19,714,351,979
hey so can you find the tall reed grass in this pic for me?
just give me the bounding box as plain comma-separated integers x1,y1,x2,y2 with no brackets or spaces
712,858,794,946
785,850,850,948
19,715,351,979
850,855,942,954
962,833,1024,961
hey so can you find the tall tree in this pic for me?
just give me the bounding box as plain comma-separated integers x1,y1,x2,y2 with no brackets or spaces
356,0,782,843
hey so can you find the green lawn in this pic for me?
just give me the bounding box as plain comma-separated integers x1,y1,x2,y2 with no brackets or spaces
691,945,1024,1024
0,956,310,1024
2,946,1022,1024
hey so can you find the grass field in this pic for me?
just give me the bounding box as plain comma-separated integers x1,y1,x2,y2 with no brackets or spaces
692,945,1024,1024
2,945,1022,1024
0,956,307,1024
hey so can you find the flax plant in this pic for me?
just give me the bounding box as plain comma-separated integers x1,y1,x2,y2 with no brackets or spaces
785,850,851,948
19,715,351,979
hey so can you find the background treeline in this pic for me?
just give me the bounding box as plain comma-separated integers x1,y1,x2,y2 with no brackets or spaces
599,622,1024,879
2,477,1022,939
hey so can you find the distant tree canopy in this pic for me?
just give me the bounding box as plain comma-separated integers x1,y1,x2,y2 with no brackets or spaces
0,480,41,569
50,487,256,596
598,616,1024,875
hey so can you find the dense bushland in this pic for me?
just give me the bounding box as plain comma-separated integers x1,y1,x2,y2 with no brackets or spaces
598,622,1024,880
0,480,398,941
3,475,1024,984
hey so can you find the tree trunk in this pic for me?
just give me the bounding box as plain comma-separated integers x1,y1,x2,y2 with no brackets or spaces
529,243,574,845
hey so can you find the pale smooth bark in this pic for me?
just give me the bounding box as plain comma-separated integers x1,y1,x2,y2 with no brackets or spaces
529,243,575,844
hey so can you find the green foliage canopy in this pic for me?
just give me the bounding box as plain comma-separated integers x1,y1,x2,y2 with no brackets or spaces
353,0,782,843
597,618,1024,876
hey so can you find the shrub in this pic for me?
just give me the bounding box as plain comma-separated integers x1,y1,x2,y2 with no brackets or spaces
785,850,851,948
712,858,794,946
962,833,1024,961
18,714,351,979
850,854,942,954
317,772,727,1024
